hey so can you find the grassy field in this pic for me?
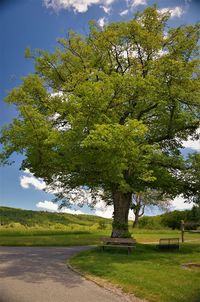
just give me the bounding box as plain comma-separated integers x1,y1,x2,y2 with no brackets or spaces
1,206,200,301
70,242,200,302
0,228,107,246
0,228,199,302
0,227,199,246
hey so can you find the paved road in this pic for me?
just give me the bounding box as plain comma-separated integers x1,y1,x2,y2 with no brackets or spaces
0,247,141,302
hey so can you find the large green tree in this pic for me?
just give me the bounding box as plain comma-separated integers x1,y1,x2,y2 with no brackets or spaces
1,7,200,237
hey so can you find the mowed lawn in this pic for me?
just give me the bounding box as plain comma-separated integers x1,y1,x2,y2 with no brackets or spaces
70,242,200,302
0,228,199,246
1,227,200,301
0,229,106,246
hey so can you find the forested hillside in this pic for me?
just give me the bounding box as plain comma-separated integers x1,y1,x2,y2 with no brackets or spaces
1,206,200,230
0,206,111,229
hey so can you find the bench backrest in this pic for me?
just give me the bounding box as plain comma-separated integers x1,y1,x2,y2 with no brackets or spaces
101,237,136,245
159,238,179,245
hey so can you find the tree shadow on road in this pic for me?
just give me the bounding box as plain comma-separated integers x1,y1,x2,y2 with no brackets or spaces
0,246,90,287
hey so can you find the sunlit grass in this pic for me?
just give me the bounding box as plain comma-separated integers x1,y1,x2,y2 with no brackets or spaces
70,243,200,302
1,218,199,302
0,229,109,246
0,227,199,246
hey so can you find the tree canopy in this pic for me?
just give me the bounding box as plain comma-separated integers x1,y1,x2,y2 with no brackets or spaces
1,6,200,237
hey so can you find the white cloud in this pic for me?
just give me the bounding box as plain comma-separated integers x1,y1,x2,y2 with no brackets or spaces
131,0,147,7
119,9,129,16
158,6,185,18
171,196,194,210
183,140,200,151
21,170,195,219
36,199,134,218
92,200,113,218
36,197,194,219
62,208,85,214
100,5,111,14
49,112,71,131
20,170,46,190
19,171,93,207
37,200,58,211
98,17,107,27
94,206,113,218
182,128,200,151
43,0,115,13
93,200,134,219
36,200,85,214
169,6,185,18
50,91,63,97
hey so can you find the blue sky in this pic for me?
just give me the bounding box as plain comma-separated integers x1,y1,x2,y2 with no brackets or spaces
0,0,200,217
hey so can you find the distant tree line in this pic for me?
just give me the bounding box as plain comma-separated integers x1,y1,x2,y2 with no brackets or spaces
0,206,199,231
0,206,110,228
138,206,200,230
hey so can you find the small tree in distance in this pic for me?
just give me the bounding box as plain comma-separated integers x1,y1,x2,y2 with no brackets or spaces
131,190,171,228
0,6,200,237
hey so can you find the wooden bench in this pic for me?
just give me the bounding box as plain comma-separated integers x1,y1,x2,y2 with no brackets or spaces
101,237,136,254
158,238,180,250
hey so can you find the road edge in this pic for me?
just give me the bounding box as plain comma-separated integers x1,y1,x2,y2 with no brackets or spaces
67,252,147,302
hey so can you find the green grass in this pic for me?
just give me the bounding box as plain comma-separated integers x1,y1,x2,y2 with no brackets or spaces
0,227,199,246
70,242,200,302
1,206,199,302
1,206,199,301
0,206,111,228
0,229,110,246
132,229,200,243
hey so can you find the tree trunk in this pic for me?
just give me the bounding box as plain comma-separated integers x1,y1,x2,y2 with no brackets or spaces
132,198,145,228
133,210,140,228
111,190,132,238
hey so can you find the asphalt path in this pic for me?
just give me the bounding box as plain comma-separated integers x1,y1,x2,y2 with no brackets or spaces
0,247,143,302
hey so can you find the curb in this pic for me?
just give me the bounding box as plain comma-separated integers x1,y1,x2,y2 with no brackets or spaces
67,257,147,302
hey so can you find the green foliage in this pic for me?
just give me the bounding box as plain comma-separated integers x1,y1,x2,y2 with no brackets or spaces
8,222,26,229
0,7,200,236
161,207,200,230
161,210,189,229
182,153,200,204
139,206,200,230
98,221,107,230
82,120,156,192
0,206,111,229
1,204,199,234
137,216,163,230
1,7,199,194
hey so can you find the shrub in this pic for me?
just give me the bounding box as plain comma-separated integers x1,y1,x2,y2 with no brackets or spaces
98,221,107,230
8,222,26,229
138,216,163,230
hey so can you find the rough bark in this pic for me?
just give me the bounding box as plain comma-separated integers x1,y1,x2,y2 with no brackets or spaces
111,190,132,238
132,195,145,228
133,210,140,228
